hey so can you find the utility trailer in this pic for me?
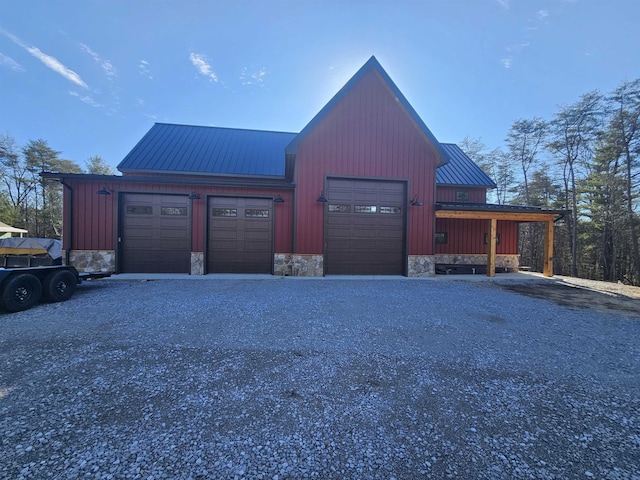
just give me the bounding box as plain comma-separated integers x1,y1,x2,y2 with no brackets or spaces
0,266,111,313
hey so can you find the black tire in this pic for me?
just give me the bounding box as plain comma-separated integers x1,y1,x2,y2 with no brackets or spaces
43,270,77,303
1,273,43,312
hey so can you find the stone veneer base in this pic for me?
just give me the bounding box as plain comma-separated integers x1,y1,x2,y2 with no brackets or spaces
68,250,115,273
191,252,204,275
408,255,436,277
274,254,324,277
433,254,520,271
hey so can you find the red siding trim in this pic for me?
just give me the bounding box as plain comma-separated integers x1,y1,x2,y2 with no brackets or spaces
68,180,293,254
436,187,487,203
295,68,437,255
435,219,519,254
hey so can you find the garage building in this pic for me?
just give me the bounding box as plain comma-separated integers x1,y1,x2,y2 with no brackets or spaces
44,57,563,277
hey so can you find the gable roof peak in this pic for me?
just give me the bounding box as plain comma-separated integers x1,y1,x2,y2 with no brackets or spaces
285,56,450,165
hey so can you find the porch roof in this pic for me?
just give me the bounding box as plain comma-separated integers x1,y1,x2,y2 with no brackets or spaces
435,202,566,221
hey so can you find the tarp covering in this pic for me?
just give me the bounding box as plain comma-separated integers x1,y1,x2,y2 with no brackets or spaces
0,237,62,259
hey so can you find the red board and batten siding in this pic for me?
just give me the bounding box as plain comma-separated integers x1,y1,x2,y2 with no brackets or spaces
436,187,486,203
65,179,293,254
435,219,518,255
294,68,439,255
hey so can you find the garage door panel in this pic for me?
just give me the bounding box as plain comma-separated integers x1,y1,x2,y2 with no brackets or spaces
352,217,379,226
329,191,353,201
325,178,405,275
124,218,154,228
210,240,239,250
212,230,238,240
244,222,270,231
377,229,404,239
159,229,189,239
208,197,273,274
160,219,189,229
244,232,271,242
327,216,351,226
351,228,378,238
326,239,352,249
327,229,354,238
121,194,191,274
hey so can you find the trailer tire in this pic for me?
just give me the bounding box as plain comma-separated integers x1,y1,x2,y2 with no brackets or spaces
1,273,43,312
43,270,77,303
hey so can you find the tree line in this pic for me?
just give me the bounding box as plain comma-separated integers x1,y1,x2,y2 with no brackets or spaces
460,78,640,286
0,134,115,239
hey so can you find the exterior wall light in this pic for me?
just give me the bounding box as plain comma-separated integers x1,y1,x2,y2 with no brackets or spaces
317,191,328,203
410,195,423,207
188,192,201,200
274,195,285,203
97,185,112,195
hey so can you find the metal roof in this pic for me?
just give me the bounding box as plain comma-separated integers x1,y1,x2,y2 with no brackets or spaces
435,202,566,215
436,144,497,188
285,56,451,166
117,123,297,177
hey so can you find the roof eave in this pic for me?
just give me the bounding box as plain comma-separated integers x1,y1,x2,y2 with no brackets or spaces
118,168,287,181
436,182,497,189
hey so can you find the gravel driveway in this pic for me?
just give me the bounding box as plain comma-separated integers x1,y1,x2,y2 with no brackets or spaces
1,278,639,479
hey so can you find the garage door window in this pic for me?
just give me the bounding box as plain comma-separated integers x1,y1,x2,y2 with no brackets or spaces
126,206,152,215
380,206,401,214
355,205,377,213
161,207,187,216
328,204,351,213
212,208,237,217
245,209,269,218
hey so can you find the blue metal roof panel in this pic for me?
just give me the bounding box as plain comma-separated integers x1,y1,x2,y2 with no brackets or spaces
117,123,297,177
285,56,451,166
436,143,497,188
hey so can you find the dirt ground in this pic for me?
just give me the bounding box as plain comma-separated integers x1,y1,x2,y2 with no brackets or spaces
497,275,640,318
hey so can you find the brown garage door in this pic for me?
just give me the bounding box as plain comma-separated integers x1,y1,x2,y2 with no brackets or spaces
208,197,273,273
120,193,191,273
325,178,406,275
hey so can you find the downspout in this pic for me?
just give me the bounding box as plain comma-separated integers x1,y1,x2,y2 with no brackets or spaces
60,179,73,266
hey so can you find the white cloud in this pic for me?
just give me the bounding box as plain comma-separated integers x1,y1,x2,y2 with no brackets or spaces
507,42,530,53
26,45,89,88
189,52,219,82
79,43,116,77
0,52,23,71
501,58,513,69
239,66,267,86
497,0,510,8
138,59,152,79
0,27,88,89
538,10,550,19
68,90,102,107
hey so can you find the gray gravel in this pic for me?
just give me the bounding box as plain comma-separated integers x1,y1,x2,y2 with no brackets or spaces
1,278,639,479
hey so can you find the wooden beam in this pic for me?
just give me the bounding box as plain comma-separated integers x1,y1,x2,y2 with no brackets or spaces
543,218,554,277
436,210,558,222
487,218,497,277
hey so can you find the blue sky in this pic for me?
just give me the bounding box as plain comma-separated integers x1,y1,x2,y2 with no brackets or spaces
1,0,639,171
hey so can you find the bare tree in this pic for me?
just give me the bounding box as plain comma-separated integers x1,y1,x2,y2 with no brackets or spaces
547,91,604,277
506,118,548,268
608,79,640,284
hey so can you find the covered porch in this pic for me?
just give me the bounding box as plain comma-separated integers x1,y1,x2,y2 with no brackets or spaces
435,203,566,277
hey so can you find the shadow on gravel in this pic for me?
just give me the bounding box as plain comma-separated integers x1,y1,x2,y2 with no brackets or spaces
495,282,640,318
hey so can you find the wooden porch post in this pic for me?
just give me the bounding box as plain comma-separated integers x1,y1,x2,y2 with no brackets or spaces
487,217,497,277
543,218,554,277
